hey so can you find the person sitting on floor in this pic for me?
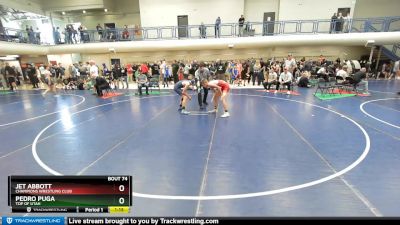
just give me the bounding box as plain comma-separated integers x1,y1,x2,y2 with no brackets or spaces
297,71,311,88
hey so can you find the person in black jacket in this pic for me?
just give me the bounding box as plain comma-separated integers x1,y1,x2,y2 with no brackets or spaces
353,68,369,94
112,64,122,89
94,76,110,96
29,64,40,88
5,63,17,91
297,71,311,88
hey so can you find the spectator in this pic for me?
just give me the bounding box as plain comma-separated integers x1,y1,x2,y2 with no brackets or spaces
112,64,121,89
42,65,57,96
53,27,61,44
215,59,226,80
28,26,35,44
96,23,103,40
25,25,29,33
126,64,133,83
64,25,71,44
5,62,17,91
215,16,221,38
343,13,351,33
136,73,149,96
79,25,88,43
172,60,180,83
317,65,329,81
89,60,99,94
161,61,169,88
297,71,311,88
285,54,297,74
336,65,349,81
72,27,78,43
121,64,128,89
263,69,278,91
25,25,30,43
278,67,293,94
35,28,41,44
319,55,326,65
94,76,110,96
353,67,369,94
336,13,344,33
252,60,262,86
330,13,337,33
122,25,130,39
27,64,39,88
140,62,149,76
238,15,245,37
336,57,341,65
199,22,206,39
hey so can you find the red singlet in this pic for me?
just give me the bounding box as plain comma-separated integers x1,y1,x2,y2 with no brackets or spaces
217,80,230,92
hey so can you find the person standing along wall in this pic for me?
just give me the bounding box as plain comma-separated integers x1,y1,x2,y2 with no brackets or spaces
238,15,245,37
215,17,221,38
336,13,344,33
96,24,103,41
199,22,207,39
330,13,337,34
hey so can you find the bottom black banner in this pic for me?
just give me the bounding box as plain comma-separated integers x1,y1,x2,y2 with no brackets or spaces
66,217,400,225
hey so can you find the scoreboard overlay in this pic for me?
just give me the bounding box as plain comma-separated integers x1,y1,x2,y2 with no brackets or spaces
8,176,132,213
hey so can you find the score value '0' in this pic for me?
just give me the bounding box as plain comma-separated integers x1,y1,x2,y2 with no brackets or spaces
119,185,125,205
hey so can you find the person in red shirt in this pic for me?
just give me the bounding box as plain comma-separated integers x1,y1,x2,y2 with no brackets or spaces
140,63,149,75
201,79,230,118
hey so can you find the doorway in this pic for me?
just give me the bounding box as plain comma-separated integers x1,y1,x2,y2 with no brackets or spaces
177,15,188,38
263,12,275,36
337,8,351,17
111,58,120,66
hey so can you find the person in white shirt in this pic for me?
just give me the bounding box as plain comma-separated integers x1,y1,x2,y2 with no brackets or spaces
336,65,349,82
89,60,99,94
317,66,329,81
285,54,296,73
343,14,351,33
89,60,98,78
278,67,293,94
42,65,57,96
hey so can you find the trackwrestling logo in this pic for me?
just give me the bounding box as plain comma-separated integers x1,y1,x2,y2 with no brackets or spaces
2,217,64,225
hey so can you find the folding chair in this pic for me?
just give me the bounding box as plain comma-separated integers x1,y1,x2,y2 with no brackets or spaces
314,78,332,95
343,76,356,93
148,74,160,93
328,77,341,94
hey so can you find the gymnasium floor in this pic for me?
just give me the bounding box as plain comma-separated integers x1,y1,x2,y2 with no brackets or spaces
0,80,399,217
